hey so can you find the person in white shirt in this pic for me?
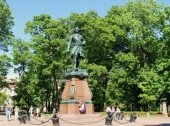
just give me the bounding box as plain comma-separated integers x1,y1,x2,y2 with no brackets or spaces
106,104,115,119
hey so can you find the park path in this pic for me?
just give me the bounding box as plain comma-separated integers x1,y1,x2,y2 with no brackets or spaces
0,114,170,126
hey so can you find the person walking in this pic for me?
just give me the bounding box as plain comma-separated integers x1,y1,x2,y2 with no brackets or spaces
6,103,12,121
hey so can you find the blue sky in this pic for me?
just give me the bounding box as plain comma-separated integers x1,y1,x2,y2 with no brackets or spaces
6,0,127,40
6,0,170,41
4,0,170,79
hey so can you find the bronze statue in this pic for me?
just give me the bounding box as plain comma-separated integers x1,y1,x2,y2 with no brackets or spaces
67,27,86,69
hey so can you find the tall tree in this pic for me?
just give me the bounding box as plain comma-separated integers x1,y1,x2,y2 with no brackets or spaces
105,0,164,110
25,14,67,110
0,0,13,86
11,38,31,109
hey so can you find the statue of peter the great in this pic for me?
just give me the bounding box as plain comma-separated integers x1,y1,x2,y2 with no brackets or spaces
67,27,86,69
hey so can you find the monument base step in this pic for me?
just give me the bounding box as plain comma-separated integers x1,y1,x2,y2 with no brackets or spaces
57,114,105,125
58,113,101,118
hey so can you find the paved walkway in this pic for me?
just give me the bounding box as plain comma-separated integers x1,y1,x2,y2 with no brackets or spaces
0,114,170,126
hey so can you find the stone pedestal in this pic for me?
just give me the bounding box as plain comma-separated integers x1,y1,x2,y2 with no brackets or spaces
60,69,94,114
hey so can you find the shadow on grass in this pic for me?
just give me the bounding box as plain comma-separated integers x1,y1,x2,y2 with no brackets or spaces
145,124,170,126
